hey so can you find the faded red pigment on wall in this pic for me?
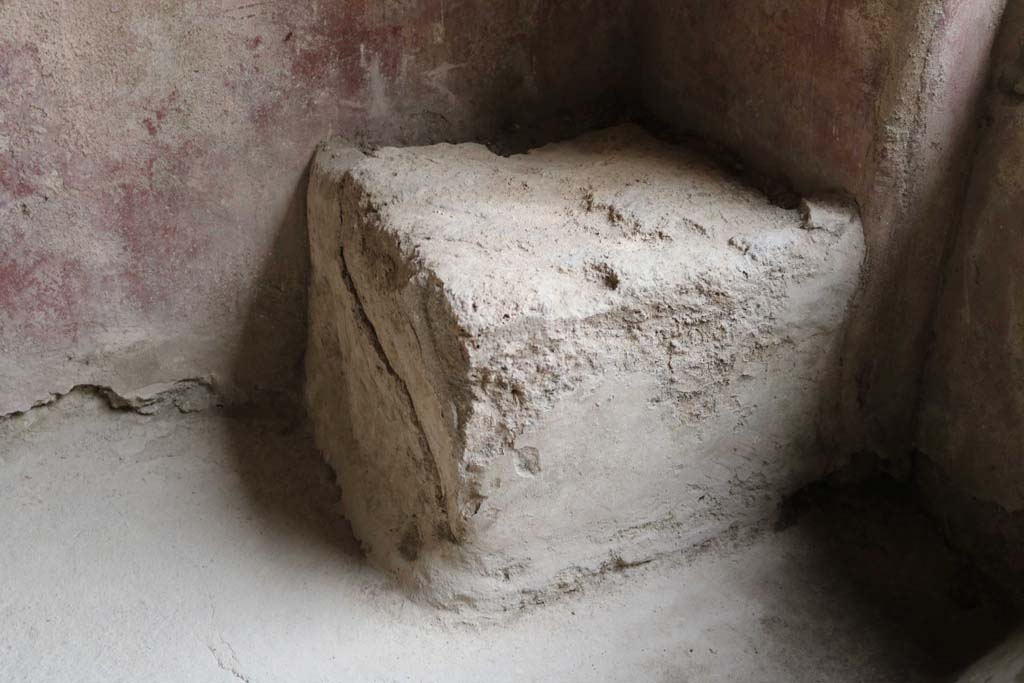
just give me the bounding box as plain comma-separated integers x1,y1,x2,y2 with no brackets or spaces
0,0,629,412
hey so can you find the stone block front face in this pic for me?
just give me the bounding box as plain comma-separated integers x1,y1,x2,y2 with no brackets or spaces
307,126,865,610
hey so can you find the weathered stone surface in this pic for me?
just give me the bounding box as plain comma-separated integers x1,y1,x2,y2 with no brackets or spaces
307,125,865,609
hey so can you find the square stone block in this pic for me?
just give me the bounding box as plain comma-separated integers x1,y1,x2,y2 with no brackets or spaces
306,126,864,610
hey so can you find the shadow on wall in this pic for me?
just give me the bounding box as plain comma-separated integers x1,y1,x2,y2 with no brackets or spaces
222,155,360,556
215,156,366,565
230,158,315,413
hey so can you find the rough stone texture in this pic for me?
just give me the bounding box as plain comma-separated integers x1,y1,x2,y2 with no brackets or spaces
636,0,1006,465
307,126,865,608
0,0,630,415
916,0,1024,605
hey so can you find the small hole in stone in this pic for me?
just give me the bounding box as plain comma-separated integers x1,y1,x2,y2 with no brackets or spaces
590,262,620,290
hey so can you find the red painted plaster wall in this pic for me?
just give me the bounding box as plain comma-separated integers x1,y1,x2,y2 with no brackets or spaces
0,0,630,411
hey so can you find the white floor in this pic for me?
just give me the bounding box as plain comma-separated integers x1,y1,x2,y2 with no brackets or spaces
0,392,1009,682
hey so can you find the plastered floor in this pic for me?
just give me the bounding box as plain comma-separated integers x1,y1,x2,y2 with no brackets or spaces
0,393,1013,682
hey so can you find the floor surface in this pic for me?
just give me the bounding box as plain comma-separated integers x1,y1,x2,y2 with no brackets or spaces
0,392,1015,682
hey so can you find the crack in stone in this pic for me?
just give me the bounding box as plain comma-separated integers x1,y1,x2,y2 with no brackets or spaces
337,244,455,541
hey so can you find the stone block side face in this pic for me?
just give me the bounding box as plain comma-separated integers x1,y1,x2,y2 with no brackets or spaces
337,177,475,545
308,129,866,610
307,145,469,581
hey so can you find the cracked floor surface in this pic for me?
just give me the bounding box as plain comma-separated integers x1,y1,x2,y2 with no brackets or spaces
0,392,1014,682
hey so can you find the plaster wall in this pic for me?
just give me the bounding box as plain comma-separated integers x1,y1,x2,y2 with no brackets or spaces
636,0,1006,462
0,0,630,413
917,0,1024,598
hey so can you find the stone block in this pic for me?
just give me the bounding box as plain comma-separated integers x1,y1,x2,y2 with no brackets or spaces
306,126,865,609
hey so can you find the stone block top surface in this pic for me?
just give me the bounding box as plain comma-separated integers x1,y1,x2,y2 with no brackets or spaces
344,125,854,336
